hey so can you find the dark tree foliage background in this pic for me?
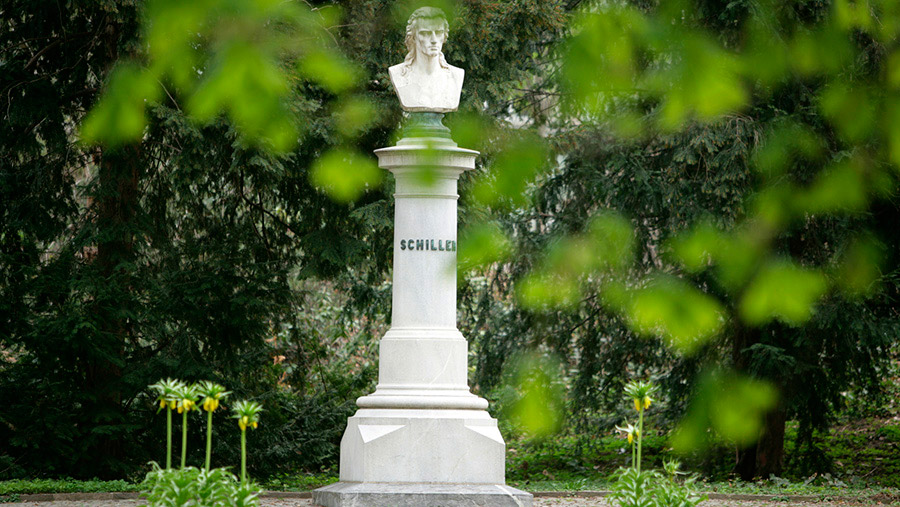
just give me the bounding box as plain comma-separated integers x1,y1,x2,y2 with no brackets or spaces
465,0,900,481
0,0,568,479
2,0,898,484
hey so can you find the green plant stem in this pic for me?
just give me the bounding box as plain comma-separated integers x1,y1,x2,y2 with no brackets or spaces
181,410,188,469
637,406,644,473
205,410,213,471
166,409,172,470
241,429,247,483
631,442,636,470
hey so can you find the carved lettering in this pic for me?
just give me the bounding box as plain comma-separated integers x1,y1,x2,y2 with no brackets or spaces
401,239,458,253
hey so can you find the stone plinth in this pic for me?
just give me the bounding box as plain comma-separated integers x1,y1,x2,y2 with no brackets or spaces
313,482,532,507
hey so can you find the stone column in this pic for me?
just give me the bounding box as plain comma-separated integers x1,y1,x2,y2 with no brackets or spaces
313,132,532,507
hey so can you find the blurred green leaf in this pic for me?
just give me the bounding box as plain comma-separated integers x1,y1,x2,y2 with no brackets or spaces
834,0,874,30
540,212,634,278
834,234,885,297
795,162,868,215
624,275,725,355
517,271,581,310
586,212,635,272
471,133,548,210
505,353,565,438
187,42,298,151
672,370,777,451
668,222,723,273
309,148,382,202
748,184,794,229
789,27,854,76
391,0,459,26
80,63,160,146
445,112,492,151
299,49,362,94
819,84,876,142
334,96,377,138
653,35,748,129
752,121,824,178
885,98,900,169
739,260,827,326
457,222,512,272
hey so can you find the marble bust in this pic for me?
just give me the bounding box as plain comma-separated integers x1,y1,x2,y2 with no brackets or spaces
388,7,464,113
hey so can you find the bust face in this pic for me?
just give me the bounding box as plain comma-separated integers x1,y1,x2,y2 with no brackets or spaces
415,17,447,60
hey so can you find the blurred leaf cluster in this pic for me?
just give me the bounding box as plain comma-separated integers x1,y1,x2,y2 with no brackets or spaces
461,0,900,481
0,0,570,480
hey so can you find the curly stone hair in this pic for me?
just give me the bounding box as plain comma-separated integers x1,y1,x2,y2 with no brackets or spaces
401,6,450,73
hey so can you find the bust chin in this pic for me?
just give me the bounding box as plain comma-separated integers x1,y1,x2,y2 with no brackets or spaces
389,61,465,113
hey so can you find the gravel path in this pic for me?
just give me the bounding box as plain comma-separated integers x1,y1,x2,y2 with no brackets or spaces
9,497,889,507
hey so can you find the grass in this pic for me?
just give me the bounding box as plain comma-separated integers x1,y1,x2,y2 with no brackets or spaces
262,472,338,491
699,478,900,498
0,478,140,495
0,478,140,501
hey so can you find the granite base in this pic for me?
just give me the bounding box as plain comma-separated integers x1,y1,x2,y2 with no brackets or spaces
312,482,533,507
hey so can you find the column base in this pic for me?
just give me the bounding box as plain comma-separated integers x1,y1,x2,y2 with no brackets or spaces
312,482,533,507
337,408,505,484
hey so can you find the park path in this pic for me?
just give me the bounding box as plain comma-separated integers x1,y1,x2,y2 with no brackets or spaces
9,498,892,507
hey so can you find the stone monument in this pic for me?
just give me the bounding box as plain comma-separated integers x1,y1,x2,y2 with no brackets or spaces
312,7,532,507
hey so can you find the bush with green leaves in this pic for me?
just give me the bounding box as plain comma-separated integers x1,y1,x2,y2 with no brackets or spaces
609,465,706,507
142,465,258,507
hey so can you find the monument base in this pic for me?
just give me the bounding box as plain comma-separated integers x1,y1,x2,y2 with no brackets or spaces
337,408,505,483
312,482,533,507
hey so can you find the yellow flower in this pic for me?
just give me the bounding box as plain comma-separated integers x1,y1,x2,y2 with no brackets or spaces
203,398,219,412
159,399,167,409
239,415,249,431
168,400,177,410
252,421,258,429
643,396,652,409
627,433,634,444
633,398,641,411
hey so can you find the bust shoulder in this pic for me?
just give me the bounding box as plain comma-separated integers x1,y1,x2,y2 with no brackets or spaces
448,64,464,82
388,59,465,113
389,63,411,89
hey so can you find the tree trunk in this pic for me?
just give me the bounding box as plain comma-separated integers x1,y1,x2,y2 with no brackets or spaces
756,404,786,477
84,144,141,476
731,322,786,480
732,322,755,479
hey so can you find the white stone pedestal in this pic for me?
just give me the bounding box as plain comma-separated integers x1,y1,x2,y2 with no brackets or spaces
312,136,531,507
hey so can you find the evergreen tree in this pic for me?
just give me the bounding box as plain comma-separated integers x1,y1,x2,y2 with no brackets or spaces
0,0,569,478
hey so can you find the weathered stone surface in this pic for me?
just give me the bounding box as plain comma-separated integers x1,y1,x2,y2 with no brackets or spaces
312,482,533,507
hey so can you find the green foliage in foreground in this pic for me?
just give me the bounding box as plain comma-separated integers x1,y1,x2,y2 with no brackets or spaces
142,465,259,507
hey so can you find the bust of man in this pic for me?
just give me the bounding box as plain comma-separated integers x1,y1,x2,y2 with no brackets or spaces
388,7,465,113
